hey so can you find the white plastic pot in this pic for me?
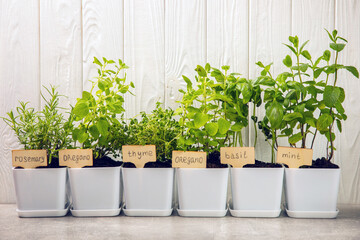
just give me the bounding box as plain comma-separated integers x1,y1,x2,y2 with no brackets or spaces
285,168,340,218
176,168,229,217
122,168,174,216
230,168,284,217
68,167,121,216
13,167,68,216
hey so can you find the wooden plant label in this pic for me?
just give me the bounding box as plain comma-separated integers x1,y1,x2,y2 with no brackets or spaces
276,147,313,168
220,147,255,168
122,145,156,168
172,151,207,168
59,149,93,168
12,150,47,168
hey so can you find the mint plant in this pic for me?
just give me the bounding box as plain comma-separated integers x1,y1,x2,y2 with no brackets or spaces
125,102,181,163
72,57,134,159
2,86,73,164
258,29,359,163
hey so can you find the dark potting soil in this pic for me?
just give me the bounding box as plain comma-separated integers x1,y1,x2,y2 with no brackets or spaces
84,155,122,168
243,159,282,168
298,157,339,169
122,160,172,168
207,151,227,168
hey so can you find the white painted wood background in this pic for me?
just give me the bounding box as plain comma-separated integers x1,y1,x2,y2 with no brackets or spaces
0,0,359,204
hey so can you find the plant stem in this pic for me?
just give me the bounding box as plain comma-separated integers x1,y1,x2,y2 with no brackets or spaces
252,103,258,147
271,129,276,164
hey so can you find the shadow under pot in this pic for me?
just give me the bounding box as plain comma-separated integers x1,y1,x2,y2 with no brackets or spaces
284,168,340,218
13,167,69,217
122,168,174,216
68,166,121,217
176,168,229,217
229,167,284,218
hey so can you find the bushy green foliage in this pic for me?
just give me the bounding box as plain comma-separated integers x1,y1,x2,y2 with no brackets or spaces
176,64,259,152
71,57,134,159
2,86,73,164
125,102,181,162
258,29,359,163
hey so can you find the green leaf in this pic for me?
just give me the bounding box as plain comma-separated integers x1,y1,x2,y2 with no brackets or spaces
89,125,99,138
300,64,309,72
82,91,92,100
266,101,283,129
231,123,244,131
283,112,303,121
314,68,323,79
336,119,342,132
289,132,303,144
182,75,193,89
97,118,110,136
283,55,292,67
316,113,333,131
195,65,206,77
330,43,346,52
218,118,230,134
185,138,196,146
93,57,102,66
205,122,218,136
73,128,88,143
335,101,345,114
323,50,331,62
305,118,316,128
324,86,341,107
73,102,89,119
301,50,311,60
283,44,297,55
299,40,309,52
194,113,208,128
344,66,359,78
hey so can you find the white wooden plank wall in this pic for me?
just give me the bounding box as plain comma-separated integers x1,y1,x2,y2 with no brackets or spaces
0,0,359,204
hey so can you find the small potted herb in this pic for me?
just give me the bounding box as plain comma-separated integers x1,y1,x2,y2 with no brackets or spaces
175,64,237,217
2,86,72,217
226,70,284,218
272,30,359,218
68,57,134,217
121,103,180,216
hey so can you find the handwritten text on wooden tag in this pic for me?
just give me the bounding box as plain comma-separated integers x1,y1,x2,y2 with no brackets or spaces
276,147,313,168
172,151,206,168
12,150,47,169
122,145,156,168
220,147,255,168
59,149,93,168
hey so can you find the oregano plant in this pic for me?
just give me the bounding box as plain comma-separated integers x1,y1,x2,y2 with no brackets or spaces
72,57,134,159
176,64,251,152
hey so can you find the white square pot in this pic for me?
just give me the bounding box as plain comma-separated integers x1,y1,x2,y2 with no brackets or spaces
285,168,340,215
122,168,174,216
176,168,229,216
230,168,284,217
13,168,68,211
68,167,121,211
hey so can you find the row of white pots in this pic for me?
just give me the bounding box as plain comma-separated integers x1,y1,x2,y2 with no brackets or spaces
13,167,340,218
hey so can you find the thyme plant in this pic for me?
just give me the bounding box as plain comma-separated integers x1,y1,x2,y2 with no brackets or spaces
125,102,181,163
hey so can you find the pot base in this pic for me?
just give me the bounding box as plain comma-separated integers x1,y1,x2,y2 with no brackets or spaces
229,207,281,218
177,208,227,217
17,202,70,218
70,207,121,217
285,207,339,218
123,208,173,217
